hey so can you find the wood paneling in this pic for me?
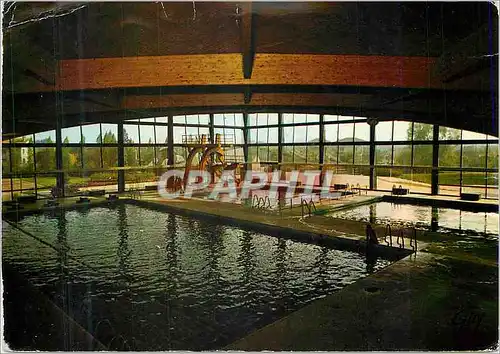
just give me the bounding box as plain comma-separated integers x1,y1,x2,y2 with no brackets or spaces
58,53,440,91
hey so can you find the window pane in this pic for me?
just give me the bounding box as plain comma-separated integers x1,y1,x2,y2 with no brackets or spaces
413,145,433,166
102,147,118,168
393,145,412,166
306,114,320,123
439,144,461,167
12,134,33,144
324,115,337,122
125,147,140,166
413,123,433,141
62,126,82,143
248,128,258,144
101,124,118,144
142,118,156,123
139,125,155,144
173,127,186,144
338,123,354,142
248,147,257,162
3,148,11,173
234,129,244,144
35,146,56,172
174,147,188,165
306,146,320,163
156,117,169,123
248,114,258,127
338,115,353,121
306,125,320,143
354,145,370,165
183,115,198,124
82,124,101,144
293,145,307,163
324,146,338,164
294,114,307,124
338,145,354,164
155,125,168,144
62,147,82,170
439,126,461,140
155,147,168,166
393,121,412,141
283,127,294,143
282,146,294,162
292,126,307,143
83,147,101,169
354,122,370,142
462,144,487,168
268,146,279,162
11,147,34,173
140,146,155,166
324,124,338,143
213,114,224,126
462,129,489,140
268,127,278,143
487,143,498,169
375,146,392,165
173,115,186,124
375,121,392,141
35,130,56,143
282,113,294,124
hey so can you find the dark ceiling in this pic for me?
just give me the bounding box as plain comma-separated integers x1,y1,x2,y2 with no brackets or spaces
2,1,498,137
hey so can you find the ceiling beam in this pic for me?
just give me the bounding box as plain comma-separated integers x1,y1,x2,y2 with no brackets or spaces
240,2,254,79
53,54,443,92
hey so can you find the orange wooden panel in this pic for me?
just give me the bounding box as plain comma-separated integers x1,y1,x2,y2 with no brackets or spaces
58,53,440,91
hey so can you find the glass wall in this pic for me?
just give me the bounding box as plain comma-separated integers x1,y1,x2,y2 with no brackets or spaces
2,113,498,199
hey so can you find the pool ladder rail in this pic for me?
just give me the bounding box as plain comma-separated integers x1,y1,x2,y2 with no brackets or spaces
301,198,317,218
384,224,418,252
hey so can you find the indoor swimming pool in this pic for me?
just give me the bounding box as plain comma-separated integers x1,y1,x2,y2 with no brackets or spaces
327,202,499,237
3,203,393,350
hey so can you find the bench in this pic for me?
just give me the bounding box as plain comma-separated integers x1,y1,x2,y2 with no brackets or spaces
17,195,37,204
392,187,409,196
460,193,480,201
88,189,106,197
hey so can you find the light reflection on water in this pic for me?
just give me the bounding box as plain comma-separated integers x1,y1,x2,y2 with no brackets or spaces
3,204,391,350
328,202,499,236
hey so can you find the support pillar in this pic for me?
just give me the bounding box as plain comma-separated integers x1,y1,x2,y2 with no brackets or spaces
167,115,174,166
55,109,64,196
319,114,325,185
431,124,439,195
368,118,378,190
117,123,125,192
242,112,249,164
278,113,283,165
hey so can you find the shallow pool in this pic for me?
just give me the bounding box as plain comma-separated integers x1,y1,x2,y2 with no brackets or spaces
3,203,392,350
327,202,499,236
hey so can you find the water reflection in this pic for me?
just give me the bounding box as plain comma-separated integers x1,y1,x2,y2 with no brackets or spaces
431,206,439,232
330,202,498,236
3,205,393,350
117,205,132,285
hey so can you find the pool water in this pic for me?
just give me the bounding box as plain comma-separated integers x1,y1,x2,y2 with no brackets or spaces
3,204,392,350
328,202,499,237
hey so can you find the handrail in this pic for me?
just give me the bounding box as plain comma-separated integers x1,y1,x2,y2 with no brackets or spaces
410,227,418,251
384,224,393,247
396,229,405,249
301,198,316,217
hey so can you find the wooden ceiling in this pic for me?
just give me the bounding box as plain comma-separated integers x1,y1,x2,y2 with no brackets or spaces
2,1,498,137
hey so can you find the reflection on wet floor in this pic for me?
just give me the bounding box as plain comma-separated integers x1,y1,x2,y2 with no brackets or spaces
328,202,499,236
